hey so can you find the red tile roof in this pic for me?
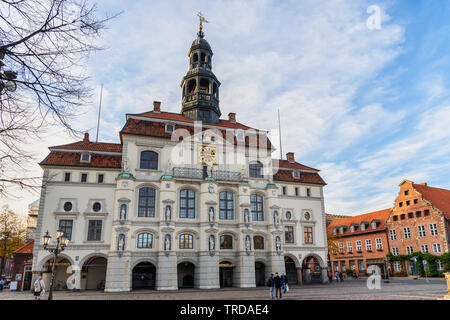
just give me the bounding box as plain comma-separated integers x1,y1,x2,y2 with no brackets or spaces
49,141,122,153
275,160,320,172
121,118,273,149
128,111,255,130
326,209,391,237
14,240,34,254
41,151,122,169
413,183,450,219
273,169,326,185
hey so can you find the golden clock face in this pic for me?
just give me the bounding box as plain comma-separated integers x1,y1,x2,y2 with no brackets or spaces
199,145,217,166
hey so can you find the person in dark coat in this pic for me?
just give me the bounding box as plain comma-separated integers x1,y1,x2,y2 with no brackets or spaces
281,273,289,293
267,274,275,299
274,272,283,299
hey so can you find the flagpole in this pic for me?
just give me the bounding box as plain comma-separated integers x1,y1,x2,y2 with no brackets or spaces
278,109,283,160
95,84,103,144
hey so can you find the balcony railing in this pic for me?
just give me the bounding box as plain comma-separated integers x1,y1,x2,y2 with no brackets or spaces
212,170,241,182
173,167,203,180
173,167,241,182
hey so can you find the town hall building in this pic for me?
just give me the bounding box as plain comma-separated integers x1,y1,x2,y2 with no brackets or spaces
31,21,329,292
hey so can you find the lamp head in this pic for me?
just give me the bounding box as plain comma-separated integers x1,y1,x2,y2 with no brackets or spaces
56,229,64,239
42,230,51,247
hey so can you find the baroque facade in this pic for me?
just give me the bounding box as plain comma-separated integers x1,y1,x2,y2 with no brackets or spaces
31,24,329,292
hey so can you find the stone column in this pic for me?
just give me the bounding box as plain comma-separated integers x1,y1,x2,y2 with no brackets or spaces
156,252,178,290
197,252,220,289
104,252,132,292
235,251,256,288
296,267,303,285
321,267,329,283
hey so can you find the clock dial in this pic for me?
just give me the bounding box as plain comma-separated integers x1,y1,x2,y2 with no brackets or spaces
199,145,217,166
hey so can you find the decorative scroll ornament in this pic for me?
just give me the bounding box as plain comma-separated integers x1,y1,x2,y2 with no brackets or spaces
244,209,250,227
208,207,215,226
245,235,252,255
275,236,282,255
165,205,172,225
164,234,172,256
119,204,127,224
209,234,216,256
117,234,126,257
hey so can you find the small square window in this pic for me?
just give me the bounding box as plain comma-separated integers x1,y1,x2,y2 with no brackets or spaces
282,186,287,195
406,200,410,206
408,212,413,219
414,199,418,204
306,188,311,197
404,190,409,196
80,153,91,163
416,211,421,218
399,202,403,207
424,210,430,216
165,124,174,132
393,216,398,221
64,172,71,182
81,173,88,183
98,174,104,184
295,188,299,196
400,214,405,220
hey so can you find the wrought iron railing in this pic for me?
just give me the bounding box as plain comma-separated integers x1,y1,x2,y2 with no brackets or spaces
173,167,203,179
212,170,241,182
173,167,241,182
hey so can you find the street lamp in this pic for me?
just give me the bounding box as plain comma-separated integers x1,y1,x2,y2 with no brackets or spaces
41,230,69,300
0,50,17,94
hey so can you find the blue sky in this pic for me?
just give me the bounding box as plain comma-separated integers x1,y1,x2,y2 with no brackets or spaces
3,0,450,216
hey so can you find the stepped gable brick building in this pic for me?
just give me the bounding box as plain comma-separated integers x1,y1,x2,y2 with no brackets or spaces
327,209,391,275
12,241,34,291
31,20,329,292
386,180,450,275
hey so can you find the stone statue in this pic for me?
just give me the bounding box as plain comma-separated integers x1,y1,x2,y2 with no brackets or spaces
273,211,279,226
209,235,215,251
245,235,251,251
275,236,281,253
244,209,250,226
165,205,172,223
118,234,125,251
121,158,129,173
120,204,127,220
165,234,171,251
208,207,215,225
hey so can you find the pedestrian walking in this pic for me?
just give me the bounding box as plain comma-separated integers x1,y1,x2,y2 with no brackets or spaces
335,271,339,282
281,273,289,293
0,278,4,292
328,271,333,283
267,274,275,299
274,272,282,299
33,274,46,300
339,272,344,282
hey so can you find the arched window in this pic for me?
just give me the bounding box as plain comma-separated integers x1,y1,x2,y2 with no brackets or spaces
254,236,264,250
220,235,233,249
251,194,264,221
187,79,196,93
140,151,158,170
138,187,156,217
199,78,210,93
180,189,195,218
179,234,193,249
213,83,218,98
249,161,263,178
201,52,206,62
137,233,153,248
219,191,233,220
193,53,198,62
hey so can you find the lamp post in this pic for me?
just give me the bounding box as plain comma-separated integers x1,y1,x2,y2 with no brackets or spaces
41,230,69,300
0,50,17,94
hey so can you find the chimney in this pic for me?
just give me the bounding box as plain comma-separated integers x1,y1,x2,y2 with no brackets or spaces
83,132,89,142
420,183,427,186
228,112,236,123
286,152,295,163
153,101,161,113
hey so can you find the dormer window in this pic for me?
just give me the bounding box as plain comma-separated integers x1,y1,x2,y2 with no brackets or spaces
165,123,174,133
333,228,337,235
371,221,377,230
350,225,355,232
292,171,300,179
360,223,366,231
80,153,91,163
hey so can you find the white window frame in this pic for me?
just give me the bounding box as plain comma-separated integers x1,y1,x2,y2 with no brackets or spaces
403,227,411,239
389,229,397,241
347,241,353,252
433,243,442,253
393,261,401,272
418,225,426,237
375,238,383,250
365,239,372,251
406,246,414,254
392,247,399,256
338,242,344,253
356,240,362,252
80,152,91,163
420,244,429,253
430,224,438,236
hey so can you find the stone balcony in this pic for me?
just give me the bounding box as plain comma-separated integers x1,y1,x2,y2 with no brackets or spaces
173,167,241,182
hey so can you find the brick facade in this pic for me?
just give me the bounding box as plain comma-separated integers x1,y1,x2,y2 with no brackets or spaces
327,209,391,276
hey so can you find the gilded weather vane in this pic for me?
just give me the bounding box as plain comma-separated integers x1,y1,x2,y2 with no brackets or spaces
197,11,208,37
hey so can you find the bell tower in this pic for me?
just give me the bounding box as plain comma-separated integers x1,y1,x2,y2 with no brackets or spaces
181,13,221,123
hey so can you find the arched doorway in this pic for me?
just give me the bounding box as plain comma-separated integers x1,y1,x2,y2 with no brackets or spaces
81,257,107,290
284,256,298,284
219,261,234,287
132,262,156,290
302,256,322,284
177,262,195,288
43,257,71,290
255,262,266,286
